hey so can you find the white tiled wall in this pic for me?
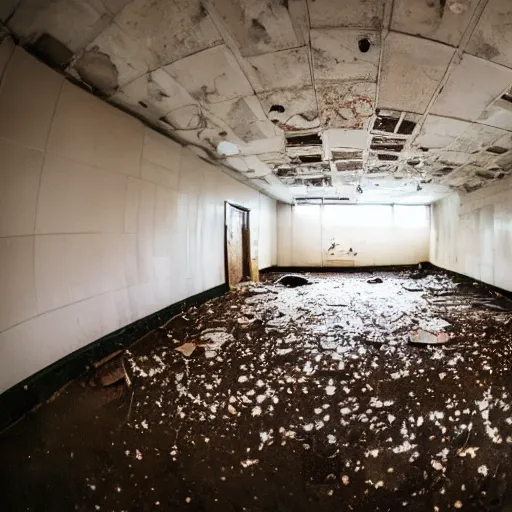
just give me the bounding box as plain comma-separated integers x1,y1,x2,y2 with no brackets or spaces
430,177,512,291
277,204,430,267
0,46,277,393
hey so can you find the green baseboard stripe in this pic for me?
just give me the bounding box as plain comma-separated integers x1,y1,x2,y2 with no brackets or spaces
0,283,229,432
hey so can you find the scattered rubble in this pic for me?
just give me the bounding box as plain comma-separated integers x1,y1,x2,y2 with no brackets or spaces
3,270,512,511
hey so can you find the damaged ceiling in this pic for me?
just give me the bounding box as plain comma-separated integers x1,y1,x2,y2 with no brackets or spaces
4,0,512,203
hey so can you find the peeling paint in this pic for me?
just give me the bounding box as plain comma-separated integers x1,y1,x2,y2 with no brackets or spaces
74,49,118,94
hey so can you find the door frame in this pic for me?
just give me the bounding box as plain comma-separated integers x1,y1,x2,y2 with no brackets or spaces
224,202,251,287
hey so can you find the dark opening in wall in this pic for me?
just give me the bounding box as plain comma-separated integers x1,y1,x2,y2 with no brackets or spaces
501,93,512,104
438,167,454,175
377,154,399,161
486,146,508,155
358,38,371,53
138,101,148,108
298,154,322,163
286,132,322,147
269,104,285,113
218,131,228,136
397,119,417,135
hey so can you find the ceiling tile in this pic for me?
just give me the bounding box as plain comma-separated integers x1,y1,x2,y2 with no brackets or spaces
307,0,385,29
75,23,160,88
414,115,470,149
447,123,508,153
247,47,312,93
164,45,253,104
317,81,376,129
311,29,380,82
431,53,512,121
478,98,512,131
378,32,454,114
114,0,221,66
208,96,278,142
208,0,301,57
466,0,512,69
391,0,479,47
258,87,320,131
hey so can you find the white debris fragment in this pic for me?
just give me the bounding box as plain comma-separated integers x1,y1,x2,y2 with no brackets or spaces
458,447,479,458
388,414,396,424
392,441,415,454
238,376,248,383
431,460,445,472
325,386,336,396
135,449,143,460
342,475,350,485
241,459,259,468
228,405,237,415
417,416,424,427
252,406,262,417
454,500,463,509
327,435,336,444
477,465,488,476
366,449,379,458
374,481,384,489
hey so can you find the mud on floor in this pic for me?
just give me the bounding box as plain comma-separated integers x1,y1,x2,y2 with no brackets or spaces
2,269,512,511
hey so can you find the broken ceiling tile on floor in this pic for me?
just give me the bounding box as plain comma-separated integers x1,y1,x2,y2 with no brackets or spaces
466,0,512,69
391,0,479,47
317,81,376,129
247,47,312,93
311,29,380,82
164,45,253,104
114,0,221,66
430,53,512,122
207,0,302,57
413,115,470,150
378,32,454,114
307,0,385,29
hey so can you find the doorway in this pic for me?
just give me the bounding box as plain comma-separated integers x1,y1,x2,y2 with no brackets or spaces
225,203,250,287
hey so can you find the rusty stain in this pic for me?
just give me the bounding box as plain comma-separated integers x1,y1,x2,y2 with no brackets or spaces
319,87,374,129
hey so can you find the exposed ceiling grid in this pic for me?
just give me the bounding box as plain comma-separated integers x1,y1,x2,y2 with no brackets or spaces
3,0,512,203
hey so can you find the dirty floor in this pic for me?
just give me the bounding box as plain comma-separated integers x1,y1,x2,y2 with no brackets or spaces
2,269,512,512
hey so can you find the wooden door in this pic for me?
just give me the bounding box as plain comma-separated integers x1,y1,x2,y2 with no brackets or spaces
226,203,250,287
